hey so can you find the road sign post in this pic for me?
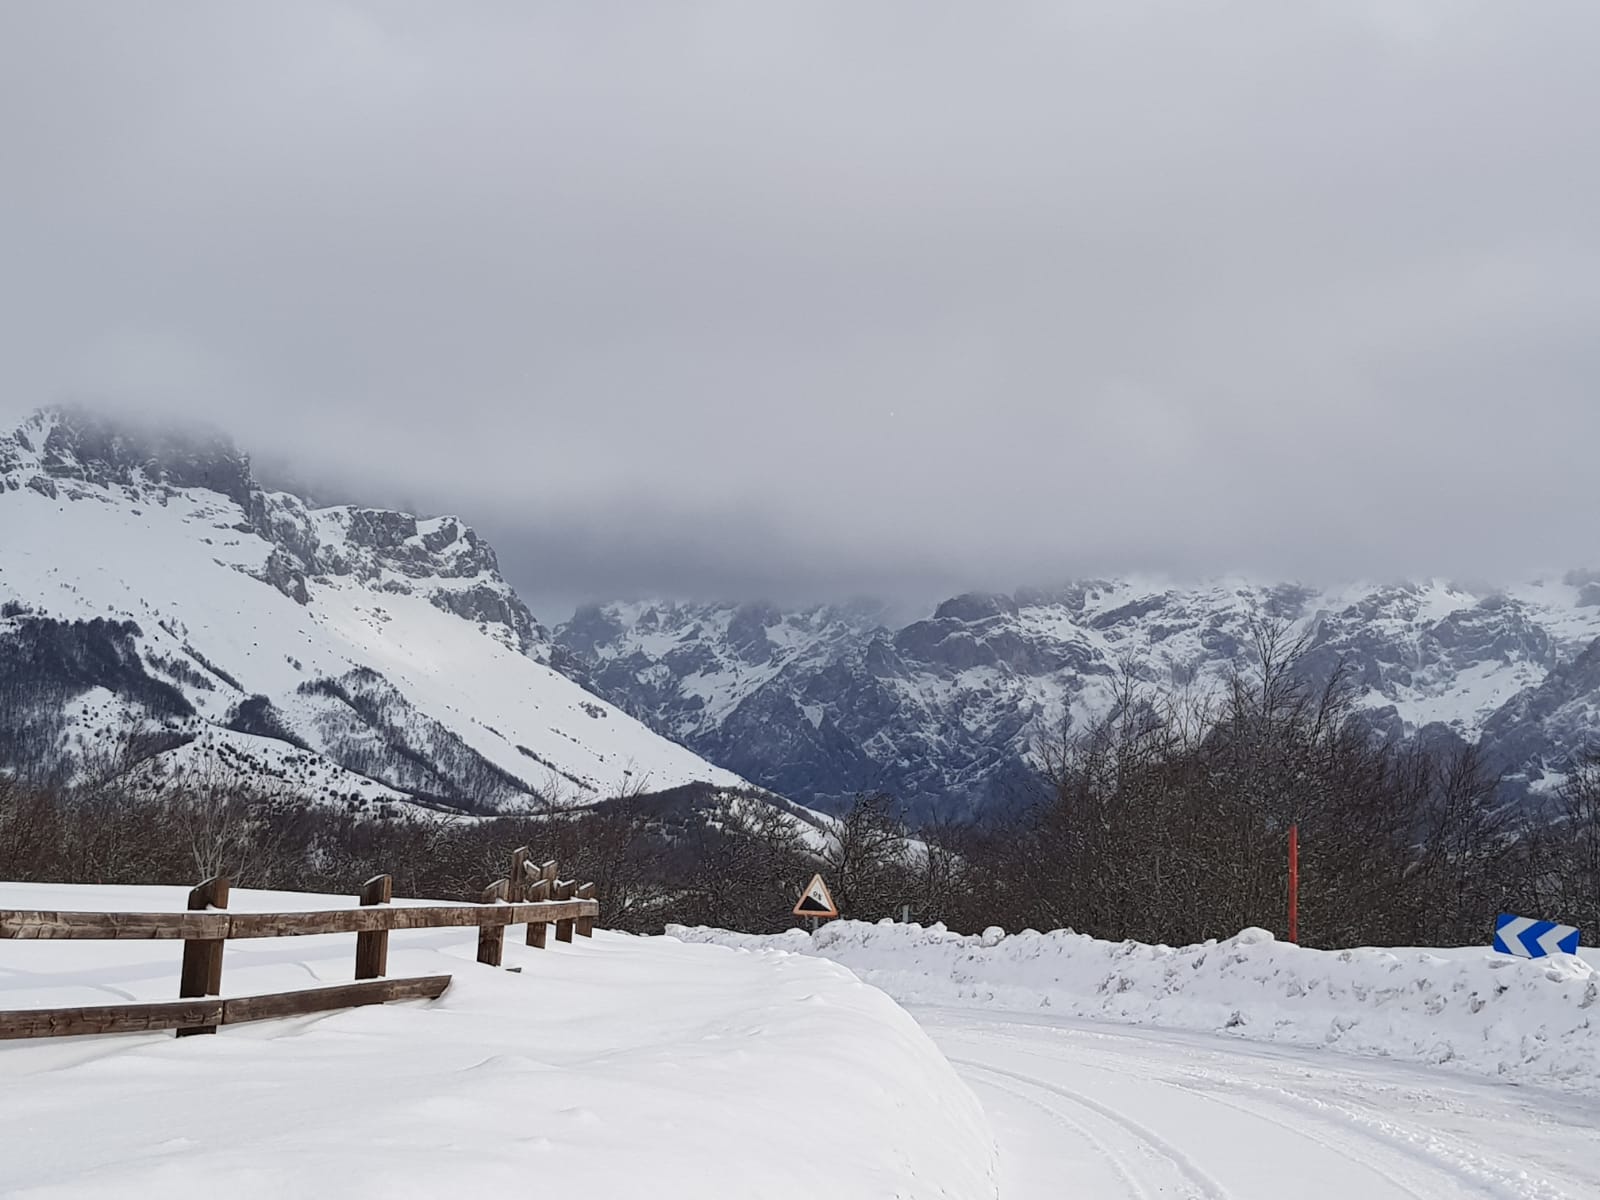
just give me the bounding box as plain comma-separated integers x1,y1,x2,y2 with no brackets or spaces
1287,824,1299,945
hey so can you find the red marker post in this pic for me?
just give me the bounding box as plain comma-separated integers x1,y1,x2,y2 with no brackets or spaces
1287,824,1300,945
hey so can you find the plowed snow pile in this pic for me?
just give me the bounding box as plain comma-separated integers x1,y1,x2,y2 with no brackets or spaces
0,885,994,1199
669,921,1600,1093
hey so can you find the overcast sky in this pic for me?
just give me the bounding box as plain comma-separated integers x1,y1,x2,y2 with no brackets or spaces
3,2,1598,620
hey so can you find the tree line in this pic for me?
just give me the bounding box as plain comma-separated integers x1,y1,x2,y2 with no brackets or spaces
2,624,1597,948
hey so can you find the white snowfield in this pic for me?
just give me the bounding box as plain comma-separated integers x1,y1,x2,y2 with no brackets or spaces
0,885,995,1200
669,921,1600,1092
672,923,1600,1199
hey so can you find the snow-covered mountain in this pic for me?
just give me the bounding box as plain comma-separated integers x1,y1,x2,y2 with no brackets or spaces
0,407,746,814
555,580,1600,817
12,405,1595,825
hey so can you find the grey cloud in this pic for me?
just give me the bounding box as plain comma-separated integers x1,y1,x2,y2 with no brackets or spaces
3,1,1598,621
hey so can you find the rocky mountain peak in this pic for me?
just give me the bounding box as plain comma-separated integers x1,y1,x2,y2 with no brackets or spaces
2,406,253,508
932,592,1019,623
1562,568,1600,609
2,406,545,658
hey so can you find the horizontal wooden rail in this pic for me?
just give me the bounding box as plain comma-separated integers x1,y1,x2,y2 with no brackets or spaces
0,975,451,1040
2,855,598,1040
0,900,599,942
0,911,229,940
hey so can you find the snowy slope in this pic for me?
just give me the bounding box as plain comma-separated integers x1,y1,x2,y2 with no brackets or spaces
671,921,1600,1094
0,408,745,811
0,883,996,1199
560,579,1600,815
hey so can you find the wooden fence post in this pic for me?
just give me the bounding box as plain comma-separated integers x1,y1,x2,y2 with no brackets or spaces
576,882,596,938
177,875,229,1037
508,847,530,902
477,879,508,967
554,879,576,943
525,876,550,948
355,874,392,980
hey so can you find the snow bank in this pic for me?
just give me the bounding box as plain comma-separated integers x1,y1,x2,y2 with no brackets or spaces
667,921,1600,1093
0,885,995,1199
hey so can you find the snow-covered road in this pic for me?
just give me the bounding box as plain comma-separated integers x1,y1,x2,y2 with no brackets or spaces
915,1006,1600,1200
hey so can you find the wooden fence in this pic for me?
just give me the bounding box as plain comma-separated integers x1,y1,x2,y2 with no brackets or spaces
0,847,599,1041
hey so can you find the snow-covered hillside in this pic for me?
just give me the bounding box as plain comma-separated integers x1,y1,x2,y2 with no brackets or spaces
558,580,1600,815
0,883,995,1199
0,408,745,812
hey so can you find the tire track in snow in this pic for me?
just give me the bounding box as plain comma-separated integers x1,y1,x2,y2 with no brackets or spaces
1127,1073,1446,1200
995,1024,1576,1199
937,1019,1580,1200
945,1027,1474,1199
961,1069,1159,1200
949,1057,1233,1200
1089,1058,1495,1200
1193,1074,1578,1200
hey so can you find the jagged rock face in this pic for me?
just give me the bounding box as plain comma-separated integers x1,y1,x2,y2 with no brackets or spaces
1,408,546,657
1477,640,1600,790
556,580,1600,817
0,407,748,813
9,405,254,509
251,498,542,653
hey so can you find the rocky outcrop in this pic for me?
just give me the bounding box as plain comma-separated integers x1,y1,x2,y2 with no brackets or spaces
13,405,255,508
1,407,547,658
1478,638,1600,789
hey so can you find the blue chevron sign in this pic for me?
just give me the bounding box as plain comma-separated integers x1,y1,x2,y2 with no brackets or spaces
1494,914,1581,959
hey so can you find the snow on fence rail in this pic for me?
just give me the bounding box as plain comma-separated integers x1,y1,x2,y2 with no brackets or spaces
0,846,598,1041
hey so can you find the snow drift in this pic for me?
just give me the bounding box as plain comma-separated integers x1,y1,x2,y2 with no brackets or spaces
0,885,995,1199
668,921,1600,1093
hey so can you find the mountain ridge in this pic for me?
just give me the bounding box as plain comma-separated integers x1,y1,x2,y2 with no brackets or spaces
11,405,1598,826
0,406,748,814
554,577,1600,817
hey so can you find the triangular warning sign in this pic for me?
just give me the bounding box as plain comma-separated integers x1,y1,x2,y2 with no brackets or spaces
792,873,838,919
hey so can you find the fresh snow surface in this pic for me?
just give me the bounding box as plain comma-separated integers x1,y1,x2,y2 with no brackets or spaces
673,924,1600,1199
669,921,1600,1094
918,1007,1600,1200
0,885,995,1199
